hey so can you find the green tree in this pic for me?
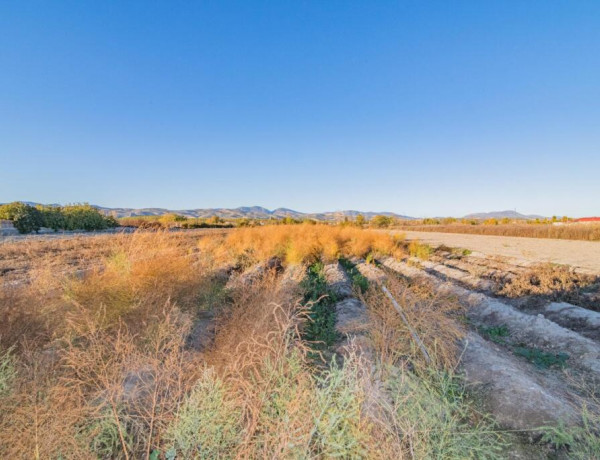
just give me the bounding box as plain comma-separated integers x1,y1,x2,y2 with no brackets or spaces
0,202,43,233
37,205,66,231
62,204,113,231
355,214,366,227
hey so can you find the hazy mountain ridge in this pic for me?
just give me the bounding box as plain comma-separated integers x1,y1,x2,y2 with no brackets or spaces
95,206,415,220
463,210,546,220
3,203,413,220
4,203,549,221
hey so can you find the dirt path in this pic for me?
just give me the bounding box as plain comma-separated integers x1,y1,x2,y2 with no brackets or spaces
398,231,600,275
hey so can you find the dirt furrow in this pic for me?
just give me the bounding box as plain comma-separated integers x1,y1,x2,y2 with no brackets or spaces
323,262,353,299
381,257,600,376
461,331,578,432
411,257,496,291
541,302,600,341
377,257,589,436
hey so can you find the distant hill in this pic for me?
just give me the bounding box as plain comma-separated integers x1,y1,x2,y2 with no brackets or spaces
96,205,415,221
3,202,414,221
463,210,545,220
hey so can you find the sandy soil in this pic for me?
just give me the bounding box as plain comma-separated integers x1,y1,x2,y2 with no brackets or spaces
399,231,600,274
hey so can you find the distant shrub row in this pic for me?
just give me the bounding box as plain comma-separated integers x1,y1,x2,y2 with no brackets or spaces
119,214,235,229
0,202,118,234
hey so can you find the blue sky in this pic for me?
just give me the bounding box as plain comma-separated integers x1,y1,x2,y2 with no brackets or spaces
1,1,598,217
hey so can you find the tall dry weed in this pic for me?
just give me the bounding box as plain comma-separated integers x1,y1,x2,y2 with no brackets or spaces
360,275,465,370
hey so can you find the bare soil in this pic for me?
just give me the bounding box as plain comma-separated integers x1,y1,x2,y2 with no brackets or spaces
399,230,600,275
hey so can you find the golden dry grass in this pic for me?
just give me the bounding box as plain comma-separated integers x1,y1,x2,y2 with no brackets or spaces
0,227,505,459
219,224,405,266
0,228,230,283
0,231,220,458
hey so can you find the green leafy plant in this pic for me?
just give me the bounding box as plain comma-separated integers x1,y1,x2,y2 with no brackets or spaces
311,355,369,457
513,346,569,369
301,262,338,348
479,325,510,344
338,258,369,294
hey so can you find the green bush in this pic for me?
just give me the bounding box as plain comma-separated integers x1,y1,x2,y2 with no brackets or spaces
312,355,368,457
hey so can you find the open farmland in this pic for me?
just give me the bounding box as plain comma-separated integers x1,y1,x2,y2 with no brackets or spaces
400,230,600,275
0,226,599,459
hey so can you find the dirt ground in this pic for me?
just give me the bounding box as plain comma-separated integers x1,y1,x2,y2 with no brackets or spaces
399,230,600,275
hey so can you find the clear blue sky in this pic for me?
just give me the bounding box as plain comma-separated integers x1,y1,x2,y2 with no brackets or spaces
1,1,598,217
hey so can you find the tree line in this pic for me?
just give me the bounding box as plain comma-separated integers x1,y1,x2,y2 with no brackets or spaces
0,202,118,234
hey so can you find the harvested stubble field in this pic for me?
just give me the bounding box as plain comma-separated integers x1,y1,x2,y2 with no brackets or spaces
398,223,600,242
0,225,599,459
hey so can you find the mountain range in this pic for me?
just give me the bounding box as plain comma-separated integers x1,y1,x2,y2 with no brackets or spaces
6,203,547,221
95,205,414,221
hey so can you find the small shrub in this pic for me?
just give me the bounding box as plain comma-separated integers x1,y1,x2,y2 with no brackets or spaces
408,241,432,260
542,406,600,459
85,407,133,458
165,368,243,459
0,347,16,396
385,368,506,459
311,354,369,457
499,263,596,301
